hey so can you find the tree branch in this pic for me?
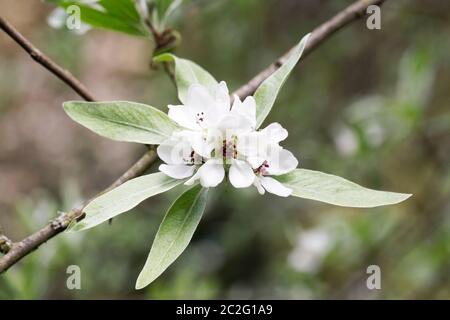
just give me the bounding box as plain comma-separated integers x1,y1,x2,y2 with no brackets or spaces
0,16,160,270
0,16,95,102
0,147,158,272
233,0,386,100
0,0,388,273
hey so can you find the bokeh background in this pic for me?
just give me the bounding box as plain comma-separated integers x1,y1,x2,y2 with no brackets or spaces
0,0,449,299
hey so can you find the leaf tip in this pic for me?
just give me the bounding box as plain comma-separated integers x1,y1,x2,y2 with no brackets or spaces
135,272,155,290
366,192,413,208
395,192,413,203
62,100,82,117
134,280,145,290
153,53,174,63
62,101,72,111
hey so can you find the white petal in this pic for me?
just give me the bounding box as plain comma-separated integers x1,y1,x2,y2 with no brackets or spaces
186,84,215,113
216,114,238,131
261,122,288,143
236,131,261,157
184,170,200,186
198,159,225,187
214,81,231,113
231,95,242,110
157,138,192,165
168,105,199,130
267,149,298,175
260,176,292,197
159,164,195,179
246,156,266,169
229,159,255,188
187,131,216,158
217,113,253,133
231,95,256,128
257,142,282,165
186,83,231,128
253,177,266,195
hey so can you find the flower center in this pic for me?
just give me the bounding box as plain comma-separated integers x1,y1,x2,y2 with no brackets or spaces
255,160,270,176
184,150,204,165
222,137,237,159
196,112,205,124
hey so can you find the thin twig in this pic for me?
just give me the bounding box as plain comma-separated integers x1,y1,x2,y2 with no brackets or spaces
0,16,160,270
0,148,157,271
233,0,386,99
0,0,388,273
145,17,177,87
144,17,162,41
0,16,95,101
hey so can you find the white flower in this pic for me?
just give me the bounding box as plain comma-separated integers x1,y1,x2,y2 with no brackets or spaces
157,82,298,196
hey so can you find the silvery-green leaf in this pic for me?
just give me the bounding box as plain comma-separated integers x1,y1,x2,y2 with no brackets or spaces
276,169,411,208
254,33,311,128
153,53,218,104
70,173,183,232
63,101,180,144
135,185,208,289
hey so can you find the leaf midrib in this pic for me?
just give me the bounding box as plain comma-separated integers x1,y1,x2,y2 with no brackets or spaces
283,175,402,205
150,189,203,276
79,111,171,138
86,178,180,220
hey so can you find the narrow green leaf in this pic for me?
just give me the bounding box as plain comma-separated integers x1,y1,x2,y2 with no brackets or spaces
154,53,218,104
136,185,208,289
70,173,183,232
63,101,180,144
254,33,311,128
99,0,141,23
58,1,146,36
276,169,412,208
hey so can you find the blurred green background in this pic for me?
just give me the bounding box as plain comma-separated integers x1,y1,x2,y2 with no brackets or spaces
0,0,449,299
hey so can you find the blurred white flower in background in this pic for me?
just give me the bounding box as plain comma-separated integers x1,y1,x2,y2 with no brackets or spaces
333,125,358,157
288,228,332,273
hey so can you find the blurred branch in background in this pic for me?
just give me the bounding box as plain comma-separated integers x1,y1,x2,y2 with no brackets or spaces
0,16,94,102
234,0,387,99
0,0,388,274
0,147,158,273
0,13,164,271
